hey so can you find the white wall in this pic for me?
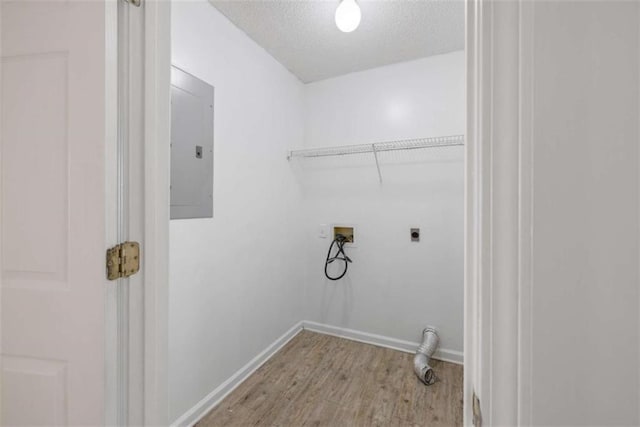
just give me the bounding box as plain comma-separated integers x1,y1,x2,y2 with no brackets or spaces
529,2,639,424
298,52,465,353
170,4,465,420
170,1,305,422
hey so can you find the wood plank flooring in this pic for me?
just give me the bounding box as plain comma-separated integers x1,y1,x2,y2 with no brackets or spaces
196,330,463,427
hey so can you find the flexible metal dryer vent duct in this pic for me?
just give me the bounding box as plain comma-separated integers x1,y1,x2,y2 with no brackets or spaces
414,327,439,385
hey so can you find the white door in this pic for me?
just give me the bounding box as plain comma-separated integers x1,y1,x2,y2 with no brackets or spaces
1,1,111,425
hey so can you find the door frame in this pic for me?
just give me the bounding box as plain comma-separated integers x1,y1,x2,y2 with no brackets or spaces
139,0,171,423
112,0,170,424
130,0,171,424
464,0,534,425
137,1,534,426
105,0,119,424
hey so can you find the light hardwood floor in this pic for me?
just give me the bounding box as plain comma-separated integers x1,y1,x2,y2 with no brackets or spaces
197,330,463,427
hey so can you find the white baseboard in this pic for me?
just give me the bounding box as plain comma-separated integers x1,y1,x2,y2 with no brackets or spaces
170,321,304,427
172,320,463,426
301,320,464,365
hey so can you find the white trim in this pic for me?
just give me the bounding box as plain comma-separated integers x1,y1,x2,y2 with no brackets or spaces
517,1,534,425
464,2,480,425
116,0,139,422
302,321,463,365
465,1,533,425
0,0,3,418
170,322,304,427
636,3,640,424
142,0,171,425
121,0,171,424
486,2,521,425
104,0,119,424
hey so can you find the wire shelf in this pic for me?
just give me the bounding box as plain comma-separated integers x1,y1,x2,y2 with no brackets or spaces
287,134,464,183
287,135,464,160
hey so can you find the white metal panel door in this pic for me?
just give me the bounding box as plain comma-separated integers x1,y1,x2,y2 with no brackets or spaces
1,1,108,425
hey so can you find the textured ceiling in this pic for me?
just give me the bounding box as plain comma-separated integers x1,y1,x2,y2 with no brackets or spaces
209,0,465,83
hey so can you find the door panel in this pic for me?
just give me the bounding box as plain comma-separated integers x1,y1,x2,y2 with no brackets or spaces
1,1,107,425
2,52,69,287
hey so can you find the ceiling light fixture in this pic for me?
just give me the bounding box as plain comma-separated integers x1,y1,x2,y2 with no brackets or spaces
335,0,361,33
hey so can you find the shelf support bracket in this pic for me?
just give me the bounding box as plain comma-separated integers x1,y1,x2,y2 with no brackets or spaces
372,143,383,183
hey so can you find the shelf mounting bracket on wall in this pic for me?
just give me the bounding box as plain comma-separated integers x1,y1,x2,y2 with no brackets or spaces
371,143,383,183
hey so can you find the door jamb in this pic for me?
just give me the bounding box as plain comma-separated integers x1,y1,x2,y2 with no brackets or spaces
105,0,119,424
141,0,171,424
465,1,534,425
143,0,171,425
111,0,170,424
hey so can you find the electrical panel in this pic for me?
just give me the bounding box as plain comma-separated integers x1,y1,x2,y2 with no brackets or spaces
170,66,214,219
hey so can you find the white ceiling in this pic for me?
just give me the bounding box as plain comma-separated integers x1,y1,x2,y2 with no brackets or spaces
209,0,465,83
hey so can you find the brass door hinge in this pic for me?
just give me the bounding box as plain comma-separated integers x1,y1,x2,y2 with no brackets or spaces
107,241,140,280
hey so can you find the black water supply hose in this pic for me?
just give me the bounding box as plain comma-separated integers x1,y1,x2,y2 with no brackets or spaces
324,234,352,280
